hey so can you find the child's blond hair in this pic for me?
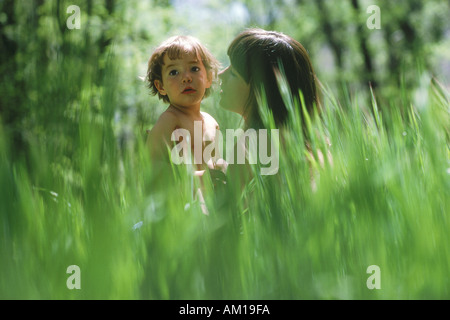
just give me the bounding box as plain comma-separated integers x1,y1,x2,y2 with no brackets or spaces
146,35,220,103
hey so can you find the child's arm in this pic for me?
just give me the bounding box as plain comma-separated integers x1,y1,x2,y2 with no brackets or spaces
146,110,179,162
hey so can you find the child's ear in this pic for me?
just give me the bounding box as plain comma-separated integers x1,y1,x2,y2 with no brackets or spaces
154,80,167,95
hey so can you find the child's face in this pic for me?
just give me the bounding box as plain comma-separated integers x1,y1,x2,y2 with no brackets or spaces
155,51,212,109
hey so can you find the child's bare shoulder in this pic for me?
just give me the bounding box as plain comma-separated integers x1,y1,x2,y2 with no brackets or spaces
159,107,180,122
201,111,219,129
149,108,180,140
201,111,219,142
155,107,182,127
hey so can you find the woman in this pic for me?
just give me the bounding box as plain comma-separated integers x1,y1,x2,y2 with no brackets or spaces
214,28,324,188
219,28,319,130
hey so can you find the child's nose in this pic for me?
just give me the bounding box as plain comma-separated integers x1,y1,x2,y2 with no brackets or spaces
182,71,192,83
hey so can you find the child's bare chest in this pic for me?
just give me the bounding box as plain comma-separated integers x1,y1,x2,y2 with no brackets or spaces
176,116,217,146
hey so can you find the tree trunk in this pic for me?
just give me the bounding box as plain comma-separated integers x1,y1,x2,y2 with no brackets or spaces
315,0,344,70
350,0,377,90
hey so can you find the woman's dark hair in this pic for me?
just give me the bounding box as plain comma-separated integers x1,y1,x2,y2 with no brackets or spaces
228,28,319,129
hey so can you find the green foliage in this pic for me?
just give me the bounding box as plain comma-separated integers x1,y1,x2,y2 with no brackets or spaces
0,0,449,300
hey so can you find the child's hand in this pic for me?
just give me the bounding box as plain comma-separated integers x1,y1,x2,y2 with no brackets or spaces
207,158,228,173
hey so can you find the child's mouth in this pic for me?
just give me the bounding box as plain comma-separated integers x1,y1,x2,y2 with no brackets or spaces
182,87,196,94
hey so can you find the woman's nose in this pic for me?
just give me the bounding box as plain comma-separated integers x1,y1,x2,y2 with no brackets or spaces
218,68,227,83
218,68,227,78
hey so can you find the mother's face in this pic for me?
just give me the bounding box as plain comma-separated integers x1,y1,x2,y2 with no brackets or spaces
218,65,250,116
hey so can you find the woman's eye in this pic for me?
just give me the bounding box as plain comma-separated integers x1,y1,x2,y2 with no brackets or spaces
169,70,178,76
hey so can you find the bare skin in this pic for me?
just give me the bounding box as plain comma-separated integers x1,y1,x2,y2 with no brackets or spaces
147,52,218,169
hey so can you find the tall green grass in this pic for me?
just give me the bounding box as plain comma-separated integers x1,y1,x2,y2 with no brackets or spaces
1,49,449,299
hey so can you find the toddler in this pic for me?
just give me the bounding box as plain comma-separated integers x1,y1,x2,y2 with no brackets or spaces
146,35,221,169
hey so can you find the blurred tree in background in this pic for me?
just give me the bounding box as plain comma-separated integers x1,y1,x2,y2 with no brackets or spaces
1,0,117,164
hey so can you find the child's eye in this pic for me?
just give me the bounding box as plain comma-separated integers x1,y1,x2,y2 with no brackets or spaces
191,66,200,72
169,70,178,76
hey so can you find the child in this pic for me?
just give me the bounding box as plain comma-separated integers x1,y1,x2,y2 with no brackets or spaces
145,35,221,170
